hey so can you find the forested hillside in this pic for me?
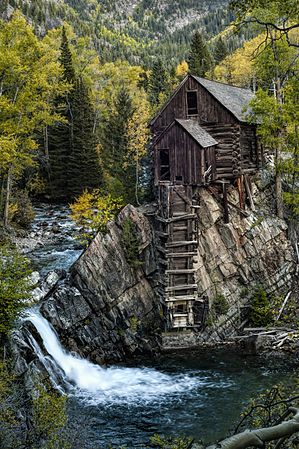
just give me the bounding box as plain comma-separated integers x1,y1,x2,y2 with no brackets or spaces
0,0,254,65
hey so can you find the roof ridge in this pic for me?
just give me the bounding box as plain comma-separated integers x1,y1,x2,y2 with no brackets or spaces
192,75,253,93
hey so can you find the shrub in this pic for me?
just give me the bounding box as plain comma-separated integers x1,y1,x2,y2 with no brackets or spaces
249,287,274,326
9,190,35,229
70,189,124,245
150,434,193,449
212,293,229,316
121,217,143,268
0,245,33,341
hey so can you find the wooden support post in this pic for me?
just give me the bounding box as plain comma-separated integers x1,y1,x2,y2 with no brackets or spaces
244,174,255,211
237,175,246,210
222,182,229,224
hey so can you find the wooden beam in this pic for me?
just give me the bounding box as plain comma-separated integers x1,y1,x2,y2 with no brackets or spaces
166,240,198,248
166,284,198,292
166,252,198,257
170,213,196,221
222,182,229,223
166,269,196,274
166,295,199,301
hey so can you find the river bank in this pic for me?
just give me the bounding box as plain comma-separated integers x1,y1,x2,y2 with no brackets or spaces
7,200,299,448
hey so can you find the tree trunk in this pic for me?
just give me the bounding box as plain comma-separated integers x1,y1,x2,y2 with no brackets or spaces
206,407,299,449
275,76,284,219
3,168,11,228
275,161,284,219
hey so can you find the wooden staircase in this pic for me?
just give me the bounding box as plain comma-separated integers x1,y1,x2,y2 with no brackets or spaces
157,184,206,329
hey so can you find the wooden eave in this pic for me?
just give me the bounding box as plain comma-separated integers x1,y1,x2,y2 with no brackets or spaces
152,118,218,149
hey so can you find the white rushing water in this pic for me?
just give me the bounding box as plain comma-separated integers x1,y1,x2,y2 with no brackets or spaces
26,311,223,406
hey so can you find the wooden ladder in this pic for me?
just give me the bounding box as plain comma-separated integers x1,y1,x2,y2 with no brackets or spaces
156,184,202,329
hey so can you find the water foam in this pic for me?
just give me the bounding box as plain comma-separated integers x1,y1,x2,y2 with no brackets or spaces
26,311,219,405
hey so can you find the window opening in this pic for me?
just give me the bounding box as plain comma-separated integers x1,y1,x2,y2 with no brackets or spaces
187,91,198,115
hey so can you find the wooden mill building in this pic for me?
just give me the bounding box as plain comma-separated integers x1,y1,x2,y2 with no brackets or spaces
151,74,260,330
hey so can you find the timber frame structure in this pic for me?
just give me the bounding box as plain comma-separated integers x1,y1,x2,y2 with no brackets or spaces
151,74,260,330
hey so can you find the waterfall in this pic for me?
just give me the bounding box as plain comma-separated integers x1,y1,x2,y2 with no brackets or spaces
25,311,203,405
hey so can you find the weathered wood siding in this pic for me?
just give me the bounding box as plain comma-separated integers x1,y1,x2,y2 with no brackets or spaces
203,123,241,179
154,122,216,185
239,124,259,172
151,77,238,137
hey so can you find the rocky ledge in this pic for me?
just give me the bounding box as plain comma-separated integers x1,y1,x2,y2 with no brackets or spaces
40,205,163,364
13,181,298,369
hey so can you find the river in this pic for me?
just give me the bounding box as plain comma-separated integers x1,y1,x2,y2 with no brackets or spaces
24,204,298,448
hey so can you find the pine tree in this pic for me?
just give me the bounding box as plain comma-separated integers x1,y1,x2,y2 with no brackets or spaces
59,26,76,84
100,87,136,202
48,27,76,198
68,78,102,197
188,31,212,77
213,37,229,65
148,59,168,106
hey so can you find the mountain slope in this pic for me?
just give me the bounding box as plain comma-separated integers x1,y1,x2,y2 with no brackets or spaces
1,0,246,65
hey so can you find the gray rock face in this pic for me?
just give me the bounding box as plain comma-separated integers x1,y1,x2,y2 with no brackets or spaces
27,183,296,362
40,205,163,363
195,186,295,304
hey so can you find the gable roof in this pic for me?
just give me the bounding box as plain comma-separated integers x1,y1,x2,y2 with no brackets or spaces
175,119,218,148
154,119,217,148
192,76,254,122
150,74,254,125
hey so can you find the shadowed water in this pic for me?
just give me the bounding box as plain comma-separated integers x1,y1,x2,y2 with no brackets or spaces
25,310,298,448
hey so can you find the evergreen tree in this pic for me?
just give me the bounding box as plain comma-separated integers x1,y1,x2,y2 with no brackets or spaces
148,59,168,106
68,78,102,197
48,27,76,199
188,31,212,77
213,37,229,65
100,87,136,202
59,26,76,84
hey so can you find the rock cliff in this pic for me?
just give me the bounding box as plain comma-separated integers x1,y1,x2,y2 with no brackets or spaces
40,205,163,364
14,179,297,366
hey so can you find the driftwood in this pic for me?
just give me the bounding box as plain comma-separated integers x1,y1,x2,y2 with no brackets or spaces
276,291,292,321
206,407,299,449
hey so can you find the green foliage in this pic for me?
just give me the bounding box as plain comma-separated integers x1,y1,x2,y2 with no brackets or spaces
100,87,137,203
187,31,212,77
48,28,102,199
148,59,170,107
0,245,32,340
121,217,143,269
70,189,124,245
237,383,299,449
150,434,193,449
213,37,229,65
8,189,35,229
0,361,24,449
212,293,230,316
0,12,68,224
31,385,70,449
248,287,274,326
129,316,139,333
6,0,238,67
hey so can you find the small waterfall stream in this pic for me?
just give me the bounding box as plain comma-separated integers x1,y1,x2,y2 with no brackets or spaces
25,310,206,405
20,205,298,447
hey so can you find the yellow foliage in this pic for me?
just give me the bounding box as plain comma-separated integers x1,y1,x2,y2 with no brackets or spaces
213,34,266,87
175,60,189,79
70,189,124,245
127,95,151,163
